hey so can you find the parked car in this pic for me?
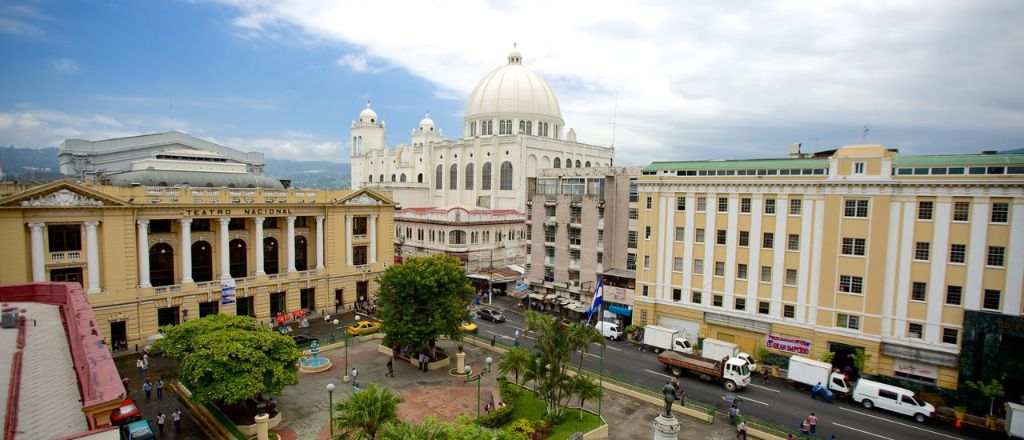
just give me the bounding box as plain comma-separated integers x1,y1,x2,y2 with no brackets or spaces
121,419,156,440
476,308,506,323
594,321,621,340
346,320,381,336
461,321,479,333
291,335,314,346
110,399,141,425
852,378,935,422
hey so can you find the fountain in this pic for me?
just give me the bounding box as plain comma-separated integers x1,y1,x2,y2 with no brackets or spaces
298,339,333,373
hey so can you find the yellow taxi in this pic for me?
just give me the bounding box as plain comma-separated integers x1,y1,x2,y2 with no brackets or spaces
346,320,381,336
461,321,479,333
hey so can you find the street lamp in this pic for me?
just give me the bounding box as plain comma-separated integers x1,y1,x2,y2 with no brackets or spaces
464,356,494,419
326,383,335,436
343,315,361,382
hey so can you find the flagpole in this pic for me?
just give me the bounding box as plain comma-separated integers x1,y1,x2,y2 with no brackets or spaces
598,298,604,416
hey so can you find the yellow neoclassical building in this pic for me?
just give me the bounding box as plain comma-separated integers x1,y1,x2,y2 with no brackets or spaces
0,180,393,352
634,145,1024,390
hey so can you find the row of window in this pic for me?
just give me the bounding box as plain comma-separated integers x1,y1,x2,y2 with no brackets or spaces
663,227,801,250
895,166,1024,176
917,200,1010,223
434,161,514,191
469,119,555,137
912,242,1005,266
641,168,829,177
398,227,523,245
653,196,806,216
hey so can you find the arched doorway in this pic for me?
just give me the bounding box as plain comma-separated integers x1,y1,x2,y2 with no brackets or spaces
295,236,308,271
149,243,175,287
191,241,213,282
263,237,279,275
229,239,247,278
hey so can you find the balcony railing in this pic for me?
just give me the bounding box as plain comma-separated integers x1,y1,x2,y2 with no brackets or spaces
545,257,556,265
49,251,83,262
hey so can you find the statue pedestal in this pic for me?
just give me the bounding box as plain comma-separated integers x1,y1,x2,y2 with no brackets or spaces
456,351,466,374
652,414,681,440
254,413,270,440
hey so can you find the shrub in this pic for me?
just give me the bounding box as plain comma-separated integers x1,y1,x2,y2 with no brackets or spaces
500,380,521,399
542,411,566,425
478,406,514,428
508,419,535,436
528,419,553,440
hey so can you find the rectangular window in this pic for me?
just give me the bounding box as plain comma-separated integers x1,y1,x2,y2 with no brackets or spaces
854,162,866,175
716,229,727,245
839,275,863,294
949,244,966,264
352,217,368,235
785,269,798,286
696,197,707,212
787,234,800,251
760,265,772,282
789,199,802,215
953,202,970,222
676,196,686,211
628,231,637,248
691,290,702,304
763,232,774,249
713,295,723,307
908,323,923,339
988,246,1005,267
983,289,1001,310
644,226,652,240
545,226,556,243
47,224,82,252
629,208,638,219
783,304,795,318
718,197,729,212
942,328,959,344
675,227,686,242
643,255,650,269
758,301,770,315
946,285,962,306
992,202,1009,223
672,288,682,302
646,196,653,210
693,259,704,275
735,297,746,311
695,228,705,244
569,227,582,245
673,257,684,272
641,285,648,296
911,282,927,301
764,198,776,214
737,264,748,280
918,201,934,220
738,231,749,247
714,261,725,277
837,313,860,330
627,253,637,270
740,198,751,213
842,238,866,256
844,199,869,218
914,242,930,261
597,252,603,264
352,245,368,265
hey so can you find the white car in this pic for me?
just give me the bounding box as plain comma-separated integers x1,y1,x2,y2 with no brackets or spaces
852,379,935,422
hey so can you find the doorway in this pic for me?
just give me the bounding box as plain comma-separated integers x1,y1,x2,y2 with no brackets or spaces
199,301,219,317
829,342,861,380
157,306,180,327
191,241,213,282
270,292,286,317
356,281,369,303
300,288,315,312
236,297,255,317
295,236,308,271
110,321,127,352
334,288,343,313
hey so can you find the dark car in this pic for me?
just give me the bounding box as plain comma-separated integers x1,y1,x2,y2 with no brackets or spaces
291,335,315,346
476,308,506,323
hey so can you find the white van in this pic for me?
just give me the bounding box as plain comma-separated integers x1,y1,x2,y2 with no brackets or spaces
852,379,935,422
594,322,621,340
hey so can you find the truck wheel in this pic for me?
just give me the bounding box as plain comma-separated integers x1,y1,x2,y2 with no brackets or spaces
671,367,683,376
861,399,873,409
914,413,926,423
724,381,737,392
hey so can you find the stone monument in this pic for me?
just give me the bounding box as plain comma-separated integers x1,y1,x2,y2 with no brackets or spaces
653,381,681,440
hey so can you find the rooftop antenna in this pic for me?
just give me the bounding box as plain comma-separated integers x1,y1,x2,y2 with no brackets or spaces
862,123,870,143
610,93,618,148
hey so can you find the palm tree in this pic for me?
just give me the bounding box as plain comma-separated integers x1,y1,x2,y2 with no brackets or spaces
378,415,451,439
568,323,604,375
333,384,402,439
573,375,602,421
498,347,533,385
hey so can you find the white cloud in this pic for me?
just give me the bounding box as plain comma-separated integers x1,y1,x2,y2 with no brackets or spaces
0,2,48,38
213,0,1024,162
50,58,79,73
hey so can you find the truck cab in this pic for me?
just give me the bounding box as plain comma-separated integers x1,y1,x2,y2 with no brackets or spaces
724,358,752,390
673,338,693,354
736,352,757,373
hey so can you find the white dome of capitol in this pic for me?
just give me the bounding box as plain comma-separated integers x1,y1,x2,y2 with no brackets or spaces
464,50,563,123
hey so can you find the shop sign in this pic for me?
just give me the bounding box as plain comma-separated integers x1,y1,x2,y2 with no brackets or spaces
766,334,811,355
893,359,937,379
182,208,297,217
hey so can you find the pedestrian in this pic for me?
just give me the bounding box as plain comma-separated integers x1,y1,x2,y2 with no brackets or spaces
156,378,164,399
787,434,796,440
156,412,166,435
762,367,770,384
808,412,818,434
799,419,810,436
736,420,748,440
728,404,739,425
386,358,394,377
136,358,144,375
143,379,152,400
172,409,182,432
142,353,150,370
514,329,520,339
490,335,497,346
121,376,130,390
351,367,359,388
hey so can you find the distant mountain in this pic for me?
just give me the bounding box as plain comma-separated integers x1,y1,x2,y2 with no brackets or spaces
0,146,60,177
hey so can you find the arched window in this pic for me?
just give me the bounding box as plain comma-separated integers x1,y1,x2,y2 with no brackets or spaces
191,241,213,282
482,162,492,190
526,121,532,135
449,163,458,189
378,174,384,183
585,161,591,167
229,239,247,278
400,174,407,182
295,236,308,271
435,165,443,189
575,160,581,168
500,161,513,190
357,136,363,150
449,230,466,244
352,137,357,151
263,237,279,275
566,158,573,168
553,158,561,168
465,163,474,189
417,173,423,183
391,174,396,182
149,243,175,287
368,175,374,182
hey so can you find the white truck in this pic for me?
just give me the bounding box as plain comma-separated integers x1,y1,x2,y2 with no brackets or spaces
700,339,758,373
1007,402,1024,439
786,355,851,397
643,325,693,354
658,351,752,391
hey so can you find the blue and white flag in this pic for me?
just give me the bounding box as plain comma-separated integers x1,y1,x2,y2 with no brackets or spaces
585,279,604,325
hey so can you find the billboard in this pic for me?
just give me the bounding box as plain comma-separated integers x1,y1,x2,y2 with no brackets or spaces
765,334,811,355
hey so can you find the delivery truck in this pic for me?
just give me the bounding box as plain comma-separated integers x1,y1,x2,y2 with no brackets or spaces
786,355,851,397
643,325,693,354
700,338,757,373
658,350,752,391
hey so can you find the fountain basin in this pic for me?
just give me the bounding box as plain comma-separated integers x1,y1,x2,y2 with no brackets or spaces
298,357,333,373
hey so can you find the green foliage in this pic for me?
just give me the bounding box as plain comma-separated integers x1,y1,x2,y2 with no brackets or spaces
478,405,514,428
508,419,536,436
572,375,602,421
521,311,576,416
966,379,1005,416
377,414,528,440
154,314,301,404
623,325,637,334
376,254,472,354
499,378,522,399
848,348,872,373
498,348,534,386
820,351,836,363
333,384,403,439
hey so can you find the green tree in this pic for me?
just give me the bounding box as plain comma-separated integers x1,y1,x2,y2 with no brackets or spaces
572,375,603,421
376,254,472,359
568,323,604,375
848,348,872,374
966,379,1005,417
154,314,301,404
820,351,836,364
521,311,574,415
498,347,533,385
333,384,403,439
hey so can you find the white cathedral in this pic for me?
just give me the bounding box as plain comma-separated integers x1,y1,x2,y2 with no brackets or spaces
349,49,615,211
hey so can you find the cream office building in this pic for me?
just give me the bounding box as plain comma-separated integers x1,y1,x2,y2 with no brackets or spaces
634,145,1023,390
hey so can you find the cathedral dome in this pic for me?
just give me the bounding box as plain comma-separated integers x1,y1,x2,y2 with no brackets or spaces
359,102,378,123
464,50,564,125
419,112,435,131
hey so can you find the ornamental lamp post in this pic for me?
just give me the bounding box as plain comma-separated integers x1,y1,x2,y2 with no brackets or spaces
465,356,494,419
326,383,335,436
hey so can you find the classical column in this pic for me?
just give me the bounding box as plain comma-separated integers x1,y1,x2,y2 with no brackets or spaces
345,215,353,266
254,217,266,275
137,220,151,288
219,218,231,280
315,215,325,269
369,214,378,264
286,216,297,272
179,219,193,284
85,221,101,293
28,222,46,282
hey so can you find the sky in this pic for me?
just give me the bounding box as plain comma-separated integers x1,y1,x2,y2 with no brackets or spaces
1,0,1022,165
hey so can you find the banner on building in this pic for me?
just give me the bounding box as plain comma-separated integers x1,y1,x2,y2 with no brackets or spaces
765,334,811,355
221,278,236,306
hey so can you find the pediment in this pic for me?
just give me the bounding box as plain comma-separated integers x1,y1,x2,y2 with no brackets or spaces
334,188,393,207
0,180,129,208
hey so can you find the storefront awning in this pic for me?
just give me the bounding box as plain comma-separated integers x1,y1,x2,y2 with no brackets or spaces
514,283,529,292
529,293,545,300
508,289,528,299
543,294,558,301
607,304,632,317
554,297,570,305
572,302,591,313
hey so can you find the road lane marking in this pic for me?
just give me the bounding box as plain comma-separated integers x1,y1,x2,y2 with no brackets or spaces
738,396,768,406
598,344,621,351
746,383,780,393
838,407,966,440
486,330,511,339
645,369,674,379
832,422,894,440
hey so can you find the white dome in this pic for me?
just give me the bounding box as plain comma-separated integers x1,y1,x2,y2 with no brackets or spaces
419,112,435,131
359,102,378,123
464,50,563,124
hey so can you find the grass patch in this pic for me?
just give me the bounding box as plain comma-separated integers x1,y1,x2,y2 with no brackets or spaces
502,387,604,440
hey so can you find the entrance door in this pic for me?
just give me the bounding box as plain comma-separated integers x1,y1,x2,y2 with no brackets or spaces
300,288,315,312
356,281,369,302
110,321,127,352
270,292,286,317
236,297,255,317
334,289,343,312
199,301,219,317
157,306,180,327
829,342,861,380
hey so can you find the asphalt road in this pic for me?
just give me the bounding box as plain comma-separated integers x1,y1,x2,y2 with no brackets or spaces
471,308,984,440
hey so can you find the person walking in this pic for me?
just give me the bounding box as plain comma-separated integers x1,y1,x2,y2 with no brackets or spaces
136,358,144,375
386,358,394,377
762,367,770,384
142,353,150,372
172,409,182,432
351,367,359,388
121,376,130,391
799,418,810,436
728,404,739,425
143,379,153,400
807,412,818,434
156,412,166,436
156,378,164,399
736,420,748,440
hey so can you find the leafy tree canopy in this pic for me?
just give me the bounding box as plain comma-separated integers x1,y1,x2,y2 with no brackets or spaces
154,314,302,404
376,254,473,353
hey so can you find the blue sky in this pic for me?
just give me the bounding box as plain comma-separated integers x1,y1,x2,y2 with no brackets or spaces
2,0,1023,164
